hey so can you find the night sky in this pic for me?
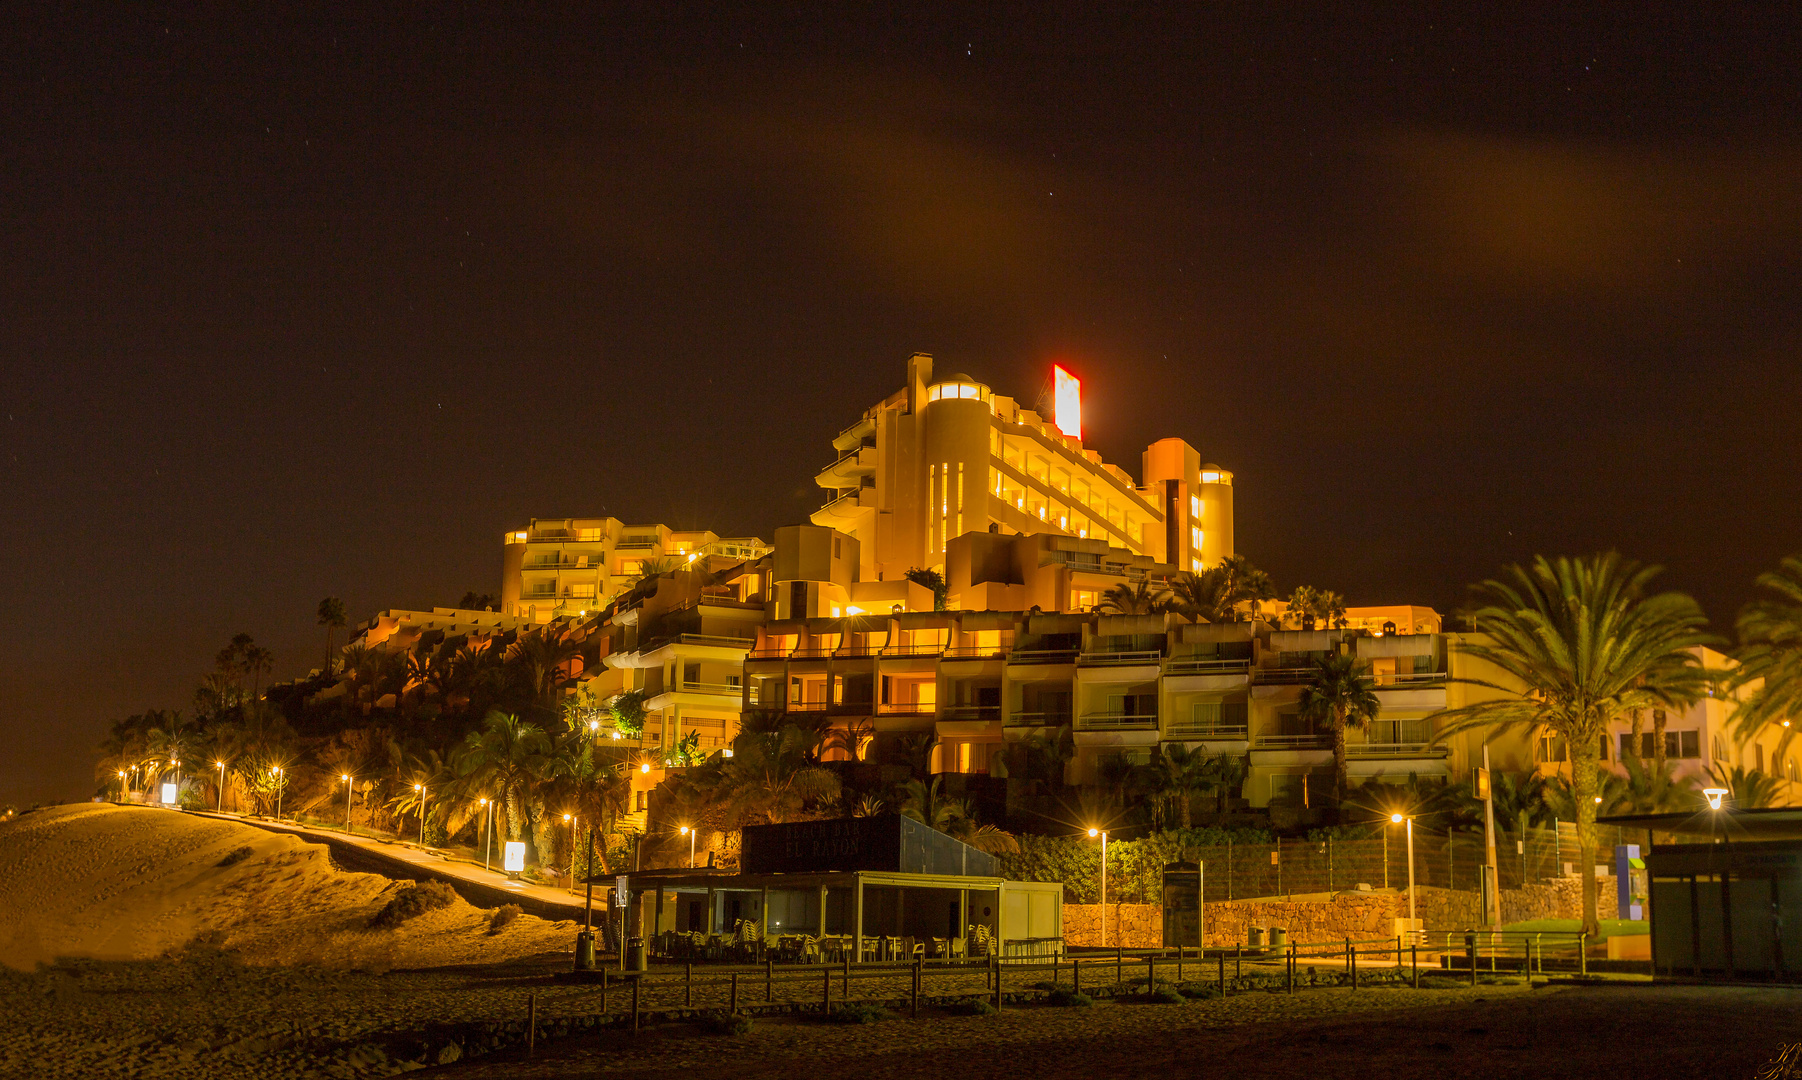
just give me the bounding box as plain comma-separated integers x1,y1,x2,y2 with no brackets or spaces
5,6,1800,806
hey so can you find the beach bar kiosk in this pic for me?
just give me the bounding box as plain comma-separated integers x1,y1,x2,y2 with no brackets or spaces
599,814,1062,962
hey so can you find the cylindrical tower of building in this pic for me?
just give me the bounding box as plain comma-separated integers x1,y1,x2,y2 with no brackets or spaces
1197,465,1234,567
500,529,528,615
919,376,993,571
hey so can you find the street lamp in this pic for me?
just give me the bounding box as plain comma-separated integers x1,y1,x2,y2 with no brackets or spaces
478,797,496,872
1704,787,1728,811
1088,827,1108,947
342,774,355,833
413,783,427,846
564,813,577,889
1391,813,1417,934
116,770,126,803
273,766,285,821
680,825,695,868
216,761,227,813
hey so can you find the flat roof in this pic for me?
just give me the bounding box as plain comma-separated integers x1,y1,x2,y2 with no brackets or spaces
585,868,1062,892
1598,807,1802,840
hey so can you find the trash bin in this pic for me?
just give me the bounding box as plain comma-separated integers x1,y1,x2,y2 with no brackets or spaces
1267,927,1287,950
1247,926,1265,949
628,937,647,971
574,931,596,971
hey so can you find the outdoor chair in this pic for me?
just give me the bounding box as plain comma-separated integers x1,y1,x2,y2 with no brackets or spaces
929,936,948,959
950,935,967,959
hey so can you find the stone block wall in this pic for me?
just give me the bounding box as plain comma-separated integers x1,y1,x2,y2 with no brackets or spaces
1063,876,1617,948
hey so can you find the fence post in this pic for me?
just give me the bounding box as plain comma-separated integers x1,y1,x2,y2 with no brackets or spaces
1218,951,1227,996
1349,940,1357,990
1074,956,1082,994
766,959,773,1001
823,965,831,1010
1235,947,1241,981
1176,948,1183,983
994,960,1003,1010
730,972,739,1014
1115,946,1122,987
911,960,920,1017
1053,954,1061,988
527,992,536,1057
1327,837,1333,892
1287,941,1295,994
600,970,608,1014
685,961,693,1007
843,956,851,999
1466,933,1477,987
631,975,640,1034
1412,942,1419,988
1148,954,1155,991
1580,933,1588,978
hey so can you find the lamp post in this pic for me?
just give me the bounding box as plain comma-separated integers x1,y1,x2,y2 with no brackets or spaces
216,761,227,813
1088,827,1109,947
116,770,126,803
171,759,181,805
1392,814,1416,932
273,766,284,821
564,813,577,890
479,797,495,872
680,825,695,868
342,774,354,833
414,783,427,847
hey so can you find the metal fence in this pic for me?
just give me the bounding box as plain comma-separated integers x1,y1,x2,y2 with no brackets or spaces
1181,824,1634,902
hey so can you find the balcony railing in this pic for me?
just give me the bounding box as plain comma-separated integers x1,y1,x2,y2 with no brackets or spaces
939,705,1002,721
1163,722,1249,740
1370,671,1448,687
616,540,659,550
790,648,836,659
524,561,599,572
1008,648,1080,663
883,644,947,656
747,648,790,660
1076,712,1159,731
787,700,830,712
833,645,885,657
1006,711,1073,727
677,681,744,697
1253,667,1320,685
1163,658,1252,676
1078,650,1163,667
942,647,1007,660
1349,742,1449,758
1253,733,1332,749
876,702,936,715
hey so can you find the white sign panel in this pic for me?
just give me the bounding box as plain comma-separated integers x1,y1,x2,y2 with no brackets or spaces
160,783,178,805
615,875,629,907
503,841,526,873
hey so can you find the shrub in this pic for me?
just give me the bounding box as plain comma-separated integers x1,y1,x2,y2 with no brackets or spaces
1146,987,1186,1004
699,1010,754,1036
369,880,458,929
825,1003,895,1024
1176,981,1219,999
949,998,997,1016
216,846,254,868
487,904,521,934
1046,989,1093,1007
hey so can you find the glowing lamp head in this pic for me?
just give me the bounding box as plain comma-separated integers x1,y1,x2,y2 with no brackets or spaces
215,761,224,769
341,774,351,782
1391,813,1405,824
1704,787,1728,810
562,813,571,823
413,783,422,792
1052,364,1082,439
479,797,488,806
679,826,689,835
588,719,600,731
1087,827,1100,839
641,763,652,774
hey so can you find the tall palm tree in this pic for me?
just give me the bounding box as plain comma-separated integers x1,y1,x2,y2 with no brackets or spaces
317,597,348,676
1146,744,1214,829
1707,763,1784,810
505,627,584,717
898,778,1018,853
1097,579,1171,616
706,725,841,825
453,710,556,858
1167,555,1277,622
543,737,633,876
1730,555,1802,762
242,644,275,700
1430,553,1714,935
1297,653,1380,806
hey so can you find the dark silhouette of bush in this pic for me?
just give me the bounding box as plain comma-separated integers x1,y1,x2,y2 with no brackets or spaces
369,880,458,929
487,904,521,934
216,846,254,868
699,1010,754,1035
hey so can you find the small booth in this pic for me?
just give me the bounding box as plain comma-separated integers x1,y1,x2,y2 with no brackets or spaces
1600,808,1802,981
591,814,1062,964
1161,861,1204,950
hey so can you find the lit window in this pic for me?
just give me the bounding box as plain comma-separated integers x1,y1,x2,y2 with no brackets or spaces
1191,527,1204,551
1192,558,1203,573
1201,472,1221,484
1190,495,1201,519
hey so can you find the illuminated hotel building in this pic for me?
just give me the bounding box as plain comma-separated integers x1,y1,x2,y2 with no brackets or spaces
500,518,769,622
812,353,1234,591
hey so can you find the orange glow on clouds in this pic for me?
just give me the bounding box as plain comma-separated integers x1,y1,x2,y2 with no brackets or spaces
1053,364,1081,439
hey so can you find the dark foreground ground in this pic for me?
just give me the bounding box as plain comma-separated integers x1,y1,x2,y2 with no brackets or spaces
428,982,1802,1080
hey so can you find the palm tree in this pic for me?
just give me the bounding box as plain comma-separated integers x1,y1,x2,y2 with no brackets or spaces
1429,553,1714,935
825,717,874,762
242,644,275,700
506,627,583,717
1285,586,1321,629
898,778,1019,853
707,725,841,825
1166,557,1275,623
1730,555,1802,760
453,711,556,859
1297,653,1380,806
1146,744,1213,829
1097,579,1171,616
1708,763,1784,810
317,598,348,676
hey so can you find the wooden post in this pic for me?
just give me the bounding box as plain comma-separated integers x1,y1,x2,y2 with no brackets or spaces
631,975,640,1034
843,956,851,999
600,970,608,1013
1054,954,1061,988
766,958,774,1001
527,992,536,1057
685,962,693,1007
1412,943,1419,989
823,965,831,1010
994,959,1003,1010
1074,956,1081,994
1147,955,1155,991
1115,946,1122,986
1397,935,1403,972
1287,941,1295,994
911,959,920,1017
1235,947,1241,980
1218,951,1226,996
730,972,739,1014
1350,940,1358,990
1176,948,1183,983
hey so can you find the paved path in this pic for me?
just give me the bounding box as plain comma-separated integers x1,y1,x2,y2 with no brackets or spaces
190,810,604,923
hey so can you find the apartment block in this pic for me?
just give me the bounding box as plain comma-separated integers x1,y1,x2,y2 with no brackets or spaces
501,517,769,622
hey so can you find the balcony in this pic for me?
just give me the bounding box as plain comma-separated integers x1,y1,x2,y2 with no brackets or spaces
1163,722,1249,740
1253,667,1319,685
1078,650,1162,667
1076,712,1159,731
942,647,1007,660
877,702,936,716
1253,733,1332,749
787,700,830,712
1008,648,1080,664
1349,742,1449,759
1006,710,1071,727
790,647,837,659
939,705,1002,722
616,539,659,550
883,643,947,657
524,560,600,572
833,645,885,657
747,647,791,660
1370,670,1447,687
676,681,744,698
814,445,877,488
1163,658,1252,676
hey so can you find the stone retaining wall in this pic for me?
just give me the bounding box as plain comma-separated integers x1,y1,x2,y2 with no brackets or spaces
1064,876,1617,947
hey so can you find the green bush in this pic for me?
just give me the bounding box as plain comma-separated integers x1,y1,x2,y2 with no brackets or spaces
487,904,521,934
825,1003,895,1024
1177,981,1219,999
1046,989,1093,1007
999,827,1274,904
1146,986,1186,1004
369,880,458,929
699,1010,754,1035
949,998,997,1016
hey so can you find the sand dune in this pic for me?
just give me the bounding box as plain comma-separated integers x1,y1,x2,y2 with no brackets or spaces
0,803,576,971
